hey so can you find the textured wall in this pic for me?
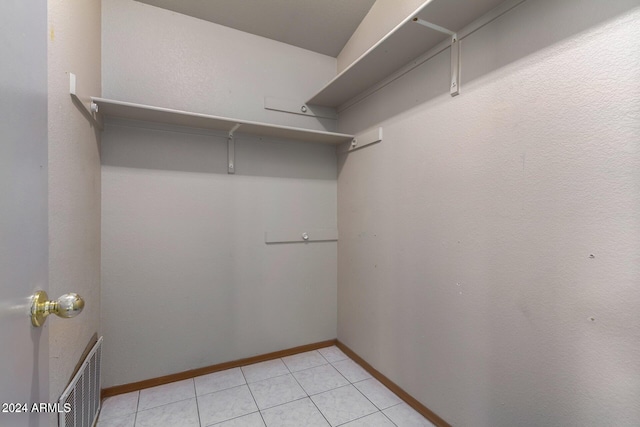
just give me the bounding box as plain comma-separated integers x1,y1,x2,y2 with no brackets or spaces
100,0,338,388
102,0,337,131
47,0,101,414
101,125,338,387
337,0,640,426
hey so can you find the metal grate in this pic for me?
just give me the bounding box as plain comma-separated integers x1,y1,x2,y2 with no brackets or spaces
59,337,103,427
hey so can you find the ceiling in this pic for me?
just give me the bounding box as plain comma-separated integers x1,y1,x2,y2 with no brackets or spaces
135,0,377,57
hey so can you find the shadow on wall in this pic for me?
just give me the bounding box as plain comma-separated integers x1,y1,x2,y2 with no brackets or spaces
337,0,640,138
100,119,337,181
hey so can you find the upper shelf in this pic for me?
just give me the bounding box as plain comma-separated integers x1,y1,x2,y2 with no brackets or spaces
91,97,355,145
306,0,508,108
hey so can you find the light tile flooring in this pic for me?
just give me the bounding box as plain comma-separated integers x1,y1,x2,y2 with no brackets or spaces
97,346,436,427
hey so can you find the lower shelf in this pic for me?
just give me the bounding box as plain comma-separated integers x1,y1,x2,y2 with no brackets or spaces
91,97,355,145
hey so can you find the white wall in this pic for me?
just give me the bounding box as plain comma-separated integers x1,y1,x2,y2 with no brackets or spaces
100,0,338,387
102,0,337,131
47,0,101,412
337,1,640,426
337,0,425,72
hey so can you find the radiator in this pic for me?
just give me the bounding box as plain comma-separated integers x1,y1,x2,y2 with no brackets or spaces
58,337,103,427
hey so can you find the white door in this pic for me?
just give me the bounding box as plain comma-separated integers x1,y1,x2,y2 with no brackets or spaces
0,1,50,426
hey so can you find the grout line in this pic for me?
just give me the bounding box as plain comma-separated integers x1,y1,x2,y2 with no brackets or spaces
287,365,310,399
325,353,353,383
381,410,400,427
325,356,349,364
201,410,262,427
317,347,349,365
245,370,291,385
259,395,309,413
381,403,406,427
280,356,296,373
281,350,327,373
192,380,203,427
241,358,290,384
334,411,387,427
133,390,140,426
286,362,333,427
240,365,268,427
197,383,247,399
135,395,196,414
328,360,352,387
385,402,403,408
350,381,388,417
351,375,385,386
351,378,404,411
288,365,329,375
317,349,332,365
200,410,264,427
97,392,141,424
287,362,331,378
305,395,332,426
308,382,378,427
191,368,247,396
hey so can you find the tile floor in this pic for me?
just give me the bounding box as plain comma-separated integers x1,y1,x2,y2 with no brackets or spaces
96,346,435,427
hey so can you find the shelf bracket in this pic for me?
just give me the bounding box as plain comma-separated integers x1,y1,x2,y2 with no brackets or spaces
228,123,240,174
69,73,103,130
264,97,337,120
450,34,460,97
338,127,382,154
412,18,460,97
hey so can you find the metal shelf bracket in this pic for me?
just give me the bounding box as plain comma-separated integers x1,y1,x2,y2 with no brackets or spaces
450,34,460,96
412,18,460,97
338,127,383,154
228,123,241,174
69,73,103,130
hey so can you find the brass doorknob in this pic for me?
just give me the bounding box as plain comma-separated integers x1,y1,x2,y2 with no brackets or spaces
30,291,85,327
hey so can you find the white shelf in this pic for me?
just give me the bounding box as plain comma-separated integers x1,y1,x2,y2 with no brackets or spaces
91,97,355,145
306,0,509,108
